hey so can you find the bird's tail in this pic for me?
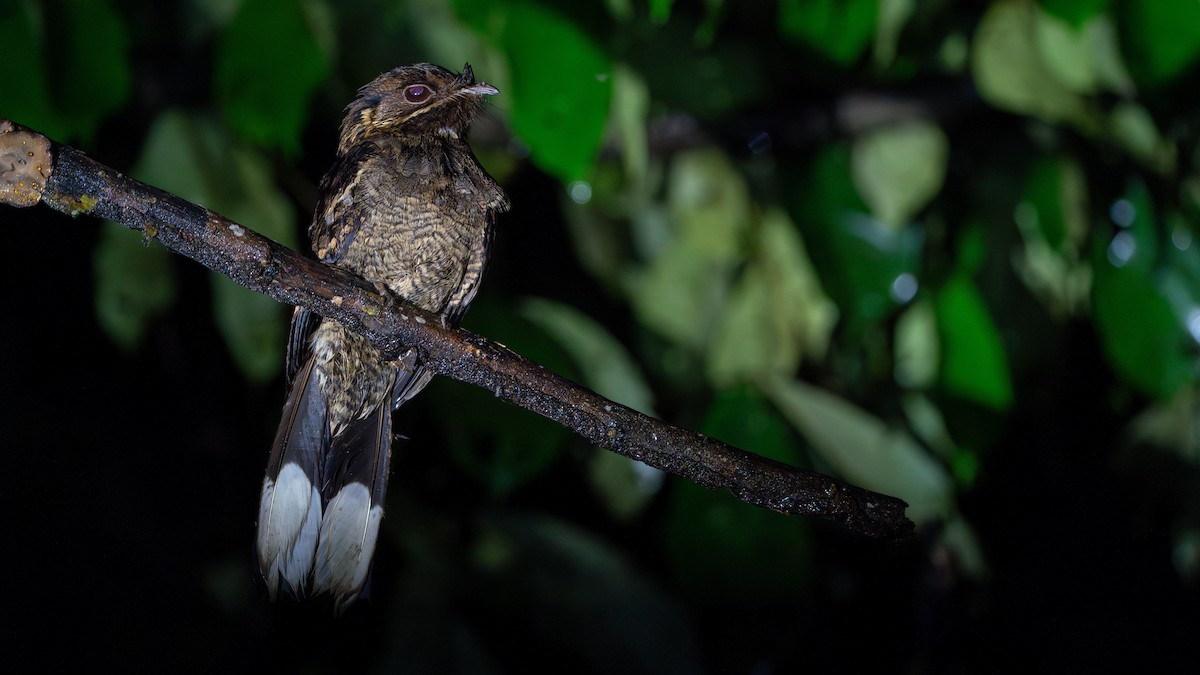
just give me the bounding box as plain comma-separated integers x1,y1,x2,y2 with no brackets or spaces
256,357,393,612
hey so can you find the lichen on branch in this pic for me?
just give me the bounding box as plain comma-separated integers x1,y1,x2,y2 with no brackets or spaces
0,121,51,207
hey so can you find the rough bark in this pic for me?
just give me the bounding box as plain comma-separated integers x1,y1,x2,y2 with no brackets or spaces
0,120,913,539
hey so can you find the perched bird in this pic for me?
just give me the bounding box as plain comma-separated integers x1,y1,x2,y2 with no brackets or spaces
256,63,508,610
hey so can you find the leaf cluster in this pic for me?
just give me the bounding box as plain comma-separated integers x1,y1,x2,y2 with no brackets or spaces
5,0,1200,670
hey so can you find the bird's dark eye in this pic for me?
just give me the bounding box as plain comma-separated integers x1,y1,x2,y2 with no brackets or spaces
403,84,433,104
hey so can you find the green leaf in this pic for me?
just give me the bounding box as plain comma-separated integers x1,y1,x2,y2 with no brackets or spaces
53,0,132,141
649,0,674,23
519,297,656,415
894,298,938,389
561,171,639,290
662,387,811,600
211,134,300,383
1092,255,1195,398
707,267,783,382
618,23,764,121
1165,212,1200,296
901,393,957,460
664,478,812,600
604,0,634,21
1091,200,1198,399
1039,0,1110,28
940,515,989,579
93,223,177,349
1108,101,1176,174
528,264,662,518
127,111,212,202
0,0,131,142
0,2,62,137
1034,9,1096,93
1130,387,1200,462
955,219,988,276
1104,178,1158,275
706,209,837,384
778,0,878,66
851,121,949,229
765,376,952,523
91,110,201,350
1118,0,1200,87
125,110,297,380
211,278,285,383
1011,157,1092,315
437,380,570,497
611,64,650,188
628,238,730,351
1160,232,1200,344
627,149,751,351
1019,157,1083,249
214,0,331,154
497,1,612,182
664,149,750,258
1033,9,1132,96
875,0,916,67
971,0,1091,125
694,0,724,46
586,450,664,521
438,300,575,495
452,0,619,164
702,386,798,463
934,276,1014,410
787,144,921,333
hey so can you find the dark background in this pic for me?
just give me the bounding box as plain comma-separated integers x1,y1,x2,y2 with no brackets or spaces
3,1,1200,672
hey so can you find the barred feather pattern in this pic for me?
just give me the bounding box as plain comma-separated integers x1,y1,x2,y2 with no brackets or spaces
256,63,507,611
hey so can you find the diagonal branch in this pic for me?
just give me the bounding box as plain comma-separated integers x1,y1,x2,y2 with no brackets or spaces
0,120,913,540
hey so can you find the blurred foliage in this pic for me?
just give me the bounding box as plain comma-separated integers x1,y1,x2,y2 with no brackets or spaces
666,386,813,601
2,0,131,142
5,0,1200,671
97,110,298,380
214,0,333,154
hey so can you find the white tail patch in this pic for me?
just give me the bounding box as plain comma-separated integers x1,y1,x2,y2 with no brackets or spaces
257,462,322,598
312,483,383,610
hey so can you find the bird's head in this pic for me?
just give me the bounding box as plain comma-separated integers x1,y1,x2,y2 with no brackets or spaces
338,63,498,152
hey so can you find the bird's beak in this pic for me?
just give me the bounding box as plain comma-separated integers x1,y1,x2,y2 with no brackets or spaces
461,82,500,96
458,63,499,96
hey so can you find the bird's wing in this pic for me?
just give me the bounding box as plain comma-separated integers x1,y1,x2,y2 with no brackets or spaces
285,307,320,385
309,142,385,265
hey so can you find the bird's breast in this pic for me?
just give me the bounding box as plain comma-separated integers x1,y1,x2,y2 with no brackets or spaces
338,193,481,314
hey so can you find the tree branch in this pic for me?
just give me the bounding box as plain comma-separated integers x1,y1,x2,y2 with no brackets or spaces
0,120,913,540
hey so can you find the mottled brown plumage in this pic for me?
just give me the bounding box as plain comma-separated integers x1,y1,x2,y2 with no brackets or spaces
257,63,507,610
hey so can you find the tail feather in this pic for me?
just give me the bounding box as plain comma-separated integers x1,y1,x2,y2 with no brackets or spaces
257,465,322,598
313,483,384,609
312,388,393,610
256,356,328,600
257,352,400,610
